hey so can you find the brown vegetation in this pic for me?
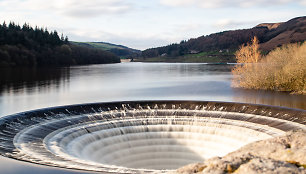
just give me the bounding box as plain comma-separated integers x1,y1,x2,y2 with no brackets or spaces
232,37,306,94
256,23,283,30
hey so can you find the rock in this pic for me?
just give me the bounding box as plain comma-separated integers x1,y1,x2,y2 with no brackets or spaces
236,158,303,174
174,130,306,174
174,163,207,174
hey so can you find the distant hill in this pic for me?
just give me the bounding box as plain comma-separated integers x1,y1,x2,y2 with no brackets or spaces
72,41,141,59
141,16,306,62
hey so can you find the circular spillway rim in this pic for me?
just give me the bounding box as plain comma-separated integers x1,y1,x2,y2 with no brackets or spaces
0,100,305,173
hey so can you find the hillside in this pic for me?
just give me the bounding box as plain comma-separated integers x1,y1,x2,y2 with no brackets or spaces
140,16,306,63
0,22,120,67
73,41,141,59
259,17,306,51
256,23,283,30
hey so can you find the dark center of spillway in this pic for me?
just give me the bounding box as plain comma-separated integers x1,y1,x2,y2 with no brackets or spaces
0,101,305,173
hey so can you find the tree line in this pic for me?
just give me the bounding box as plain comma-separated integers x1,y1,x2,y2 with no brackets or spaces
0,22,120,67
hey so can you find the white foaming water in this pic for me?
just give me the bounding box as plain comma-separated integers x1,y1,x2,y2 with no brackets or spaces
46,116,281,170
0,102,305,173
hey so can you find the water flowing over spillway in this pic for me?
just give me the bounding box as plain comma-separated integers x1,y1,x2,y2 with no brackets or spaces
0,101,305,173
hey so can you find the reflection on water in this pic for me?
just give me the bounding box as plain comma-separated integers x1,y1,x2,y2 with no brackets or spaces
233,88,306,110
0,62,305,116
0,67,70,93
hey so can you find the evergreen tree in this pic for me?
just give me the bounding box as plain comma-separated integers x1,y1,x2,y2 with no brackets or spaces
64,36,69,44
61,33,65,41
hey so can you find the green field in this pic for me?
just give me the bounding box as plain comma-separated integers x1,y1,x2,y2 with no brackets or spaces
135,51,236,63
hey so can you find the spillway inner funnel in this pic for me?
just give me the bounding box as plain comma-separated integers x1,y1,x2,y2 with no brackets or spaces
0,101,305,173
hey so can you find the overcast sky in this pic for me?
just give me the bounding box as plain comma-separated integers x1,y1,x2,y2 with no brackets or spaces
0,0,305,50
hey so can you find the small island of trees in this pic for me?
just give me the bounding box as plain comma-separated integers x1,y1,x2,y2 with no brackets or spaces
0,22,120,67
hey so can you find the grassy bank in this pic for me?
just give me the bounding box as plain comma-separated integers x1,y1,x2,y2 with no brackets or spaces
232,37,306,94
135,51,235,63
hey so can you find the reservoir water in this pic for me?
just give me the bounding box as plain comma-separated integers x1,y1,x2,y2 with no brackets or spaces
0,62,305,117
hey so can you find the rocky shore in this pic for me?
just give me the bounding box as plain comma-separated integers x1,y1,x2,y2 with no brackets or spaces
173,131,306,174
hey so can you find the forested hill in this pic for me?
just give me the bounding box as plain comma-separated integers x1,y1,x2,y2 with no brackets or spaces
141,16,306,61
0,22,120,67
72,42,141,59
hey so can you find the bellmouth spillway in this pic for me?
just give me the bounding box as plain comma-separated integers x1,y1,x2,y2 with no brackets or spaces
0,101,305,173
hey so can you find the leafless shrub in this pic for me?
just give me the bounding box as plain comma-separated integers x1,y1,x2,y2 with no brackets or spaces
232,37,306,94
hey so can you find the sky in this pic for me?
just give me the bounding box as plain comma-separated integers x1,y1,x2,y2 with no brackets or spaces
0,0,305,50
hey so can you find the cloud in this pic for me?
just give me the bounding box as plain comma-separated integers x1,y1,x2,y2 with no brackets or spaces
212,19,261,30
300,0,306,5
213,19,246,28
159,0,193,7
160,0,306,8
175,23,202,32
54,0,133,18
1,0,133,18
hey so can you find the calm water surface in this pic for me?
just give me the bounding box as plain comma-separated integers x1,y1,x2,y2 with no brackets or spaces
0,62,305,174
0,62,305,117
